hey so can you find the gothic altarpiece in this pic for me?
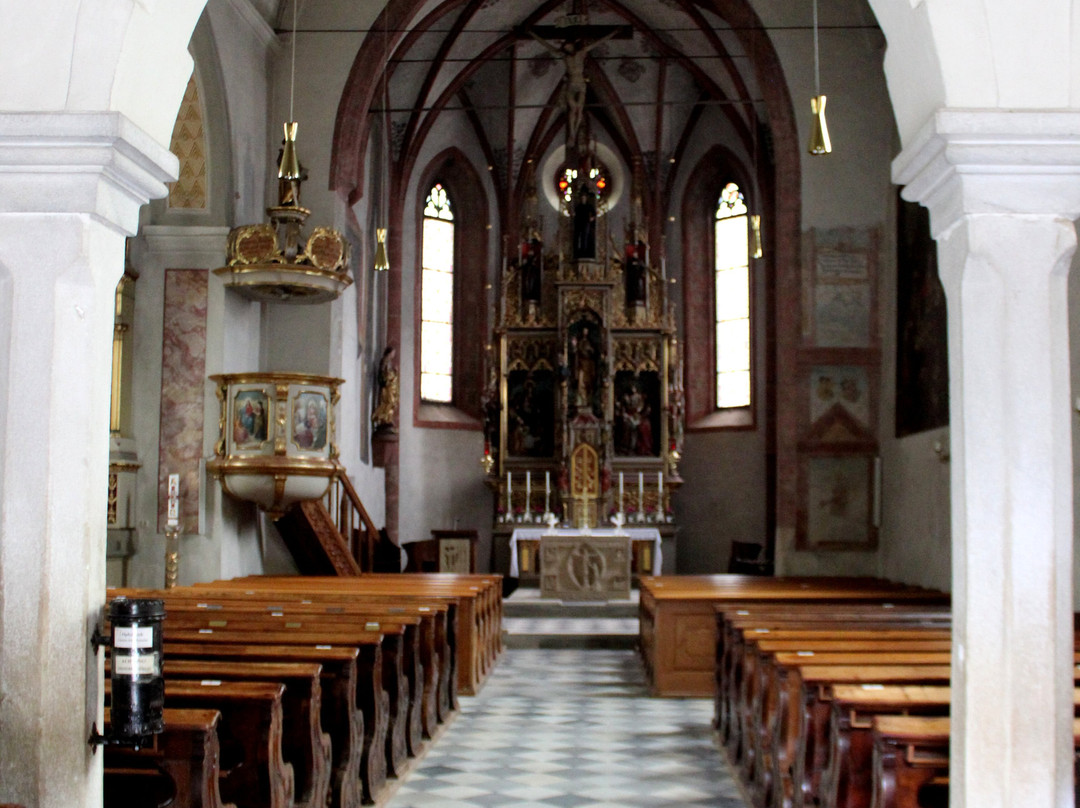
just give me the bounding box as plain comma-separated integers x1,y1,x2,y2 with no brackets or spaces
484,137,684,582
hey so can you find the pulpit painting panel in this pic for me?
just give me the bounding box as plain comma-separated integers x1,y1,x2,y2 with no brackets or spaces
507,368,555,457
614,370,660,457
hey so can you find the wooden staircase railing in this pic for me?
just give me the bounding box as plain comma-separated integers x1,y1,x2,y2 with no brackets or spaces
324,472,380,572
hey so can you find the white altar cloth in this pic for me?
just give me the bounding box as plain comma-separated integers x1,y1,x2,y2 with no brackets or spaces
509,527,662,577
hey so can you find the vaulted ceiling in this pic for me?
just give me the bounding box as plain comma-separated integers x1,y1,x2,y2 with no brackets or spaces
331,0,801,217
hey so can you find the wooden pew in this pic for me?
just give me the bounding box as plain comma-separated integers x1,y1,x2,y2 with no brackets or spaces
749,652,952,808
129,584,453,734
639,576,949,696
870,715,950,808
163,642,365,808
204,574,502,697
103,707,235,808
162,626,389,804
105,679,293,808
155,589,445,744
823,684,1080,808
160,660,328,808
157,610,414,776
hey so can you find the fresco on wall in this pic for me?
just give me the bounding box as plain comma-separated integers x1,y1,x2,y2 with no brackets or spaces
810,365,870,429
801,454,875,550
895,197,949,437
812,248,872,348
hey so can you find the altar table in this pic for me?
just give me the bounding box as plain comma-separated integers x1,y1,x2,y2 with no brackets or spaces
509,527,663,577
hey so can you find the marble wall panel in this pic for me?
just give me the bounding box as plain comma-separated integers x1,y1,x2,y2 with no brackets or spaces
157,268,208,534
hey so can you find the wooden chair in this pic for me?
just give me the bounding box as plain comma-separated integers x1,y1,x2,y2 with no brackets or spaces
727,540,771,575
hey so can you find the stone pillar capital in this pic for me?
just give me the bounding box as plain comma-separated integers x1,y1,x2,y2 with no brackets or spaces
0,112,177,235
893,109,1080,237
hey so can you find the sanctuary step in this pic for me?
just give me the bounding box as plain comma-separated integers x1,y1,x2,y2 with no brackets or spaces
502,586,639,650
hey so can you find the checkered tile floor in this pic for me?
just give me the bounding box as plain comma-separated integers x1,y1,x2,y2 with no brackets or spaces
383,649,749,808
503,618,639,635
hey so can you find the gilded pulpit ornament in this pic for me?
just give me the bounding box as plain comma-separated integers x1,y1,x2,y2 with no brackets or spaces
215,122,353,303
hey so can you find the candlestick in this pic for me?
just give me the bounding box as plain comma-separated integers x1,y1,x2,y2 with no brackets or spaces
638,472,644,520
545,471,551,514
619,472,624,512
658,471,664,522
507,472,512,520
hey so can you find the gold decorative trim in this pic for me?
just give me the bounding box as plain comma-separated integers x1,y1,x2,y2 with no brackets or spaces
108,460,142,473
107,472,118,525
210,372,345,387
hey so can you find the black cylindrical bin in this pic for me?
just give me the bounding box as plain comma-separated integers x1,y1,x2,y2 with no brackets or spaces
108,597,165,743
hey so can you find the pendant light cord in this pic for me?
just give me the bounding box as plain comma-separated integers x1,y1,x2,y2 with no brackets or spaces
289,0,299,121
812,0,821,98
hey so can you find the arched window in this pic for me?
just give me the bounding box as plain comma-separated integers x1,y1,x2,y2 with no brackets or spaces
421,183,454,403
714,182,751,409
681,146,758,430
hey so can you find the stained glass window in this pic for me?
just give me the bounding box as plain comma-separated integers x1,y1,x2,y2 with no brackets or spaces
557,165,608,204
421,183,454,402
714,182,751,409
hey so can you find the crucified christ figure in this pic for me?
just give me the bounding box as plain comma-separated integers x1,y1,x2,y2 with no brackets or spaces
531,29,619,144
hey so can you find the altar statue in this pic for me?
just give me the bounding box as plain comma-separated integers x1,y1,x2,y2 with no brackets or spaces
573,184,597,259
372,344,399,432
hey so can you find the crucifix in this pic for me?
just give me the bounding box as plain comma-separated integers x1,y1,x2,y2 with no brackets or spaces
522,3,632,147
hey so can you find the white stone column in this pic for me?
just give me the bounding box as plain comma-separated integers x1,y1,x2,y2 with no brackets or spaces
0,113,176,808
894,110,1080,808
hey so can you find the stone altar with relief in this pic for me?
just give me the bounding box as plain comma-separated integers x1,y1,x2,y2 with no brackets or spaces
540,534,631,600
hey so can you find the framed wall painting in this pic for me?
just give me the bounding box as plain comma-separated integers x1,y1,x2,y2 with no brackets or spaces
797,452,879,551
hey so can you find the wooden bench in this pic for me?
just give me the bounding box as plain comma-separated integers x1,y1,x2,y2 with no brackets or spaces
638,576,949,696
205,573,502,696
163,641,365,808
156,589,447,743
161,626,389,804
822,685,1080,808
136,584,454,732
105,679,293,808
103,707,234,808
156,611,414,777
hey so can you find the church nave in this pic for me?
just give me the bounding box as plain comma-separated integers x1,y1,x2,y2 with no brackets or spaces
384,649,747,808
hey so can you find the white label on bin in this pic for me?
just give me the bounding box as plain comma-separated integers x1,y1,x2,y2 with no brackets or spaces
113,626,154,649
114,653,158,676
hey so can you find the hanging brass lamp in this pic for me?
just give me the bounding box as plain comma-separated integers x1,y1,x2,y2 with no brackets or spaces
808,96,831,155
374,227,390,272
214,121,352,303
808,0,832,155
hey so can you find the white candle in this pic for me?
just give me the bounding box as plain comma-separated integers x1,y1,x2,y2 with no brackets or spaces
507,472,512,517
526,471,531,518
658,471,664,519
638,472,644,515
619,472,624,511
545,471,551,513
